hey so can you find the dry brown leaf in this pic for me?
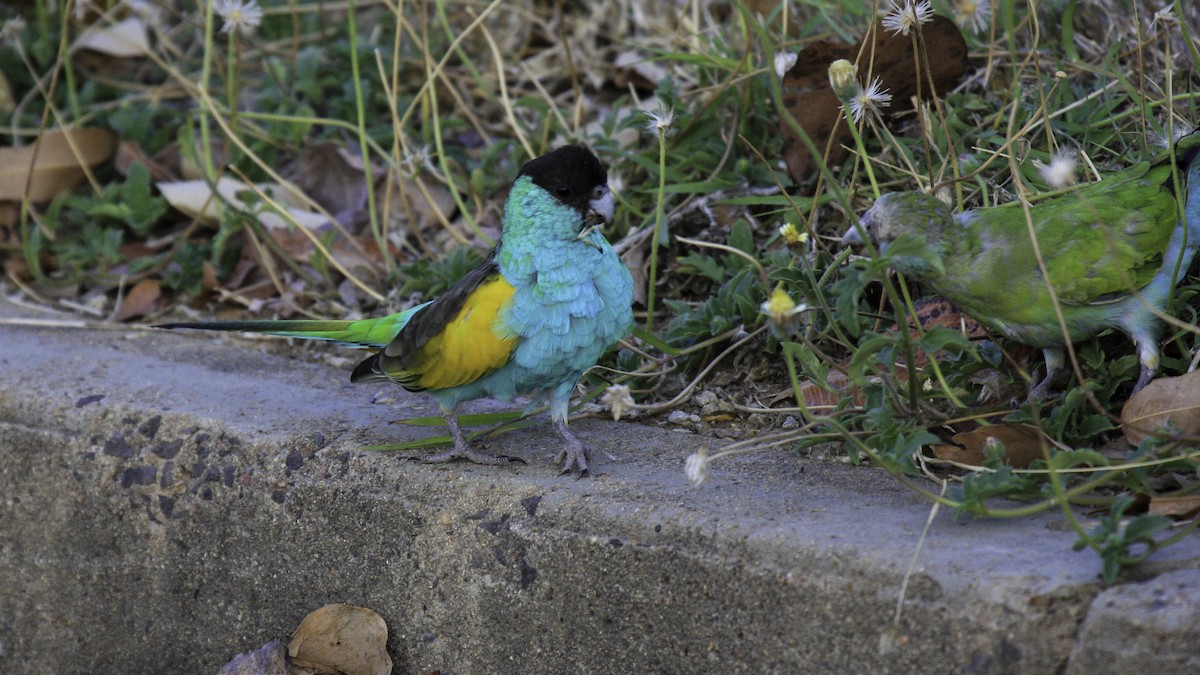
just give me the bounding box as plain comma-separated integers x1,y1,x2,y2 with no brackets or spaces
157,178,330,231
0,128,117,202
383,174,457,245
3,257,29,281
1121,371,1200,446
1148,494,1200,519
612,50,669,91
201,260,221,292
799,370,865,408
288,142,377,229
118,239,170,261
0,69,13,115
114,141,176,182
778,17,967,189
73,16,152,57
288,604,391,675
112,279,162,321
0,201,17,232
931,423,1045,469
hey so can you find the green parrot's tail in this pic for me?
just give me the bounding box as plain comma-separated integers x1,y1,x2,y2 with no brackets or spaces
155,309,420,349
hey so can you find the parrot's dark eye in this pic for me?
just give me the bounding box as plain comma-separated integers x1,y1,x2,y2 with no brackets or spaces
555,185,573,198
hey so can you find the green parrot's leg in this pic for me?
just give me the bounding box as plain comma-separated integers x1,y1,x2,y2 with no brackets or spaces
1131,333,1160,394
415,413,526,466
1029,347,1067,401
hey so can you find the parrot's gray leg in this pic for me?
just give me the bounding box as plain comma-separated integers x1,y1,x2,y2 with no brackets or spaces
415,413,527,466
553,418,590,478
1028,347,1067,402
1130,330,1160,394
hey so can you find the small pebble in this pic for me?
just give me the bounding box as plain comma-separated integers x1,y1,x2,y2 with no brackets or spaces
667,410,693,425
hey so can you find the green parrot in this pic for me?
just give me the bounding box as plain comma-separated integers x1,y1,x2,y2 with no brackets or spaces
159,145,634,475
843,135,1200,399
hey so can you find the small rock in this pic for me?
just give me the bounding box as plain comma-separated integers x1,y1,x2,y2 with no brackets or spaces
120,465,157,488
667,410,700,426
75,394,105,408
137,415,161,439
103,433,135,459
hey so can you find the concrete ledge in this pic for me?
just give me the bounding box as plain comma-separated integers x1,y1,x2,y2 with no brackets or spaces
1,297,1197,673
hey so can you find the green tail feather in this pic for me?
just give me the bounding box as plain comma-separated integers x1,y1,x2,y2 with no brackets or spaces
155,308,421,349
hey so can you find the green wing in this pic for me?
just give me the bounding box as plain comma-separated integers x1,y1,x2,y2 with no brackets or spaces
950,161,1179,311
1033,162,1177,303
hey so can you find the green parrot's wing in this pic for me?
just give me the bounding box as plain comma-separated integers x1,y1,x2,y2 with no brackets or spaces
1032,161,1178,303
351,252,519,391
954,160,1179,309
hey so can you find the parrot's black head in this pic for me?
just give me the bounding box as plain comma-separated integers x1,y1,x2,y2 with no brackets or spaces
518,145,614,223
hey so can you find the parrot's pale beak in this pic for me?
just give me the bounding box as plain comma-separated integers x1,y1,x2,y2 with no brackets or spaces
578,185,615,250
588,185,615,224
841,226,864,245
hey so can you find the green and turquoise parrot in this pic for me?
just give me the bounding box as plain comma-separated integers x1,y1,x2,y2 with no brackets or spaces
844,135,1200,399
159,145,634,475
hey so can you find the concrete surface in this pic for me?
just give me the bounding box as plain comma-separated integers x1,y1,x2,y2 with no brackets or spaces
1,295,1197,674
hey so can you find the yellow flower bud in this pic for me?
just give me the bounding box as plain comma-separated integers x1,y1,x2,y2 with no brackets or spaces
779,222,810,246
828,59,858,100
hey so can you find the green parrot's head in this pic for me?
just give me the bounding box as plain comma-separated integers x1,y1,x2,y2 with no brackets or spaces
846,191,954,281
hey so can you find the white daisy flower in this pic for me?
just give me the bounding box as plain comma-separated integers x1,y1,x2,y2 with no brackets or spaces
847,77,893,123
882,0,934,36
215,0,263,36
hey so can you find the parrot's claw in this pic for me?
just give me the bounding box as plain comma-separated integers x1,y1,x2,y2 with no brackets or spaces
554,419,591,478
1131,365,1155,394
1027,361,1066,403
414,448,526,466
418,413,526,466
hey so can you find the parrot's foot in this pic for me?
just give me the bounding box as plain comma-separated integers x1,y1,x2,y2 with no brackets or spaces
1027,367,1066,403
411,412,525,466
1131,365,1155,394
1025,348,1068,403
415,447,526,466
553,419,590,478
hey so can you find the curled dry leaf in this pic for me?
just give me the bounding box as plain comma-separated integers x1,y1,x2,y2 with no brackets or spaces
612,50,670,91
288,142,378,230
799,370,864,408
383,174,457,246
0,69,13,115
73,16,152,57
931,423,1045,469
114,141,176,182
1148,494,1200,519
778,16,968,189
288,603,391,675
0,128,117,202
112,279,162,322
1121,370,1200,446
157,178,330,231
